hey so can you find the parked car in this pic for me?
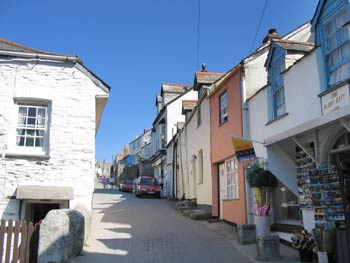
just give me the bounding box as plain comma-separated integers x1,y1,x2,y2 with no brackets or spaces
119,179,134,192
134,176,161,198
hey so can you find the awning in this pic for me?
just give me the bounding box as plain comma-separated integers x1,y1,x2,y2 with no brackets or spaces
16,185,73,200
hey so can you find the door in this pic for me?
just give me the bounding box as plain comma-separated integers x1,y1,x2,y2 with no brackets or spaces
219,163,226,219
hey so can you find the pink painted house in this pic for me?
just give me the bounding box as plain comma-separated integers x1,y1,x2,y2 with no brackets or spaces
209,65,247,224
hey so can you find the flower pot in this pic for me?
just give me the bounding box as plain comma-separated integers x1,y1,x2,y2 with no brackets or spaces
254,215,270,237
299,249,313,262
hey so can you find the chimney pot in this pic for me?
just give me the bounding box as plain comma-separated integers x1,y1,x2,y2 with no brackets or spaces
269,28,277,35
262,28,281,44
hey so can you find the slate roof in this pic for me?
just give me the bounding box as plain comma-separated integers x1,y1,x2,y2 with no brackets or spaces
0,38,70,56
161,83,192,95
194,72,224,90
273,39,315,52
182,100,198,114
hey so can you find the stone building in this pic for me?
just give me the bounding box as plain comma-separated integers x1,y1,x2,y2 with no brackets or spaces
0,39,109,225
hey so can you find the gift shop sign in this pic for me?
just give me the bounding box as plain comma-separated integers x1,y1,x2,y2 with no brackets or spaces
321,84,349,115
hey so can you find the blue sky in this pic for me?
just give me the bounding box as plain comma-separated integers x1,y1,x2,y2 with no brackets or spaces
1,0,318,162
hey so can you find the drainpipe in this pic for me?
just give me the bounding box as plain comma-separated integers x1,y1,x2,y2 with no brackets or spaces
241,66,254,224
172,136,177,198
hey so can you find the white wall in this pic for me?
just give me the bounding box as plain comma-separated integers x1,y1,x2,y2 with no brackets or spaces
249,50,322,146
166,90,197,144
0,58,106,220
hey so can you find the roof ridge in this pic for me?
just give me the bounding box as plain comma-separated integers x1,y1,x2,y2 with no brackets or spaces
195,72,224,75
161,82,192,88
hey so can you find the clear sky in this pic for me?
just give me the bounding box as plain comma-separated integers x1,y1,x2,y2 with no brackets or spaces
1,0,318,162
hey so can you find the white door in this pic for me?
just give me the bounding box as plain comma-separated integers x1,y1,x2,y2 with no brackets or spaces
219,163,226,219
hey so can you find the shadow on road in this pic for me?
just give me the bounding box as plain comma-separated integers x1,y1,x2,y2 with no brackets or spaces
73,186,249,263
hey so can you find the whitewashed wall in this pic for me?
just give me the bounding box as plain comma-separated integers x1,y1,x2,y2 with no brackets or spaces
247,48,323,194
166,90,197,144
0,58,106,220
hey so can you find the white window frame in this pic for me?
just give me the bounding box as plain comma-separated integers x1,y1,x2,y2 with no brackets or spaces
226,158,238,199
9,99,50,157
219,92,228,124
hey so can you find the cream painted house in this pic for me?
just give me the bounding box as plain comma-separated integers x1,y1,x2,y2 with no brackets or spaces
151,83,197,195
169,70,223,206
0,39,109,226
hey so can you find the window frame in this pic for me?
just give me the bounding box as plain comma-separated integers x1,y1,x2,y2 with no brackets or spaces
197,104,202,127
322,7,350,88
268,49,286,121
198,149,203,184
219,91,228,125
9,99,51,157
225,158,238,199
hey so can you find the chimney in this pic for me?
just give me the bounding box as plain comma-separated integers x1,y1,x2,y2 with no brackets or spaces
201,63,207,72
144,128,149,134
123,144,129,156
262,28,282,44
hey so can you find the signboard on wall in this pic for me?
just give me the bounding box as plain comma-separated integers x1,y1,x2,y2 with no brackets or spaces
231,136,256,164
321,84,350,115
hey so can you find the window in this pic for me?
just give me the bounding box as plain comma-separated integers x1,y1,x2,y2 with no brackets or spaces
323,8,350,87
219,92,228,124
269,52,286,120
16,104,48,151
226,158,238,199
198,149,203,184
197,104,201,127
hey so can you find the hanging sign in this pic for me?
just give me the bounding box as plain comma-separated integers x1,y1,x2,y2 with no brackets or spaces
231,136,256,164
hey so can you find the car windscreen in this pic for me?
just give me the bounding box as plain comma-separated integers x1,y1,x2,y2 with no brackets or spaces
125,180,133,184
140,178,159,186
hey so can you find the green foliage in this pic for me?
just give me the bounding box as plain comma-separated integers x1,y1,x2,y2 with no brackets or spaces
246,167,278,188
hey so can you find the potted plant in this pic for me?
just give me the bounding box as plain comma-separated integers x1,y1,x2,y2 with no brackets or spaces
245,161,278,237
291,229,316,262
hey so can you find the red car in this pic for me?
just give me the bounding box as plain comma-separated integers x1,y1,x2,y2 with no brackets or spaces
134,176,161,198
119,179,134,192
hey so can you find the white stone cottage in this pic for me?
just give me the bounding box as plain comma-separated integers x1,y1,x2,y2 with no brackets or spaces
0,39,109,225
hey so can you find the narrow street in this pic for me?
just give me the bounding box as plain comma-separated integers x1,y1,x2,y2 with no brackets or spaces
72,184,251,263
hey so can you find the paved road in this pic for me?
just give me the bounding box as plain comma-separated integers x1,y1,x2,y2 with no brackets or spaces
72,186,251,263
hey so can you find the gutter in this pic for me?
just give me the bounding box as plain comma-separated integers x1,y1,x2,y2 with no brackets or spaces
0,50,81,63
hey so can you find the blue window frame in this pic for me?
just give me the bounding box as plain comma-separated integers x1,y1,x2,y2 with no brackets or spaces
323,7,350,87
269,52,286,120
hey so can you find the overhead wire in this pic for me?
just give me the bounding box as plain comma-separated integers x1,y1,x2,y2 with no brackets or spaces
250,0,269,53
196,0,201,71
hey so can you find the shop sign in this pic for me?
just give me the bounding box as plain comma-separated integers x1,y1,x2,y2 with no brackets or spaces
231,136,256,164
321,84,349,115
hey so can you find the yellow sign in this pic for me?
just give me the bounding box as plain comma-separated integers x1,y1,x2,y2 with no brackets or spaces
231,137,256,164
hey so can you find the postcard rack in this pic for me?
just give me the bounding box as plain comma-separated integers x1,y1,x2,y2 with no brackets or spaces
296,143,316,209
